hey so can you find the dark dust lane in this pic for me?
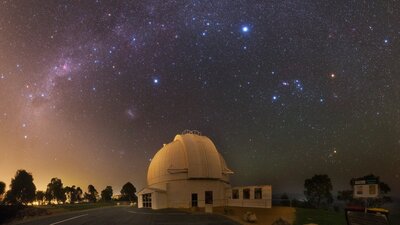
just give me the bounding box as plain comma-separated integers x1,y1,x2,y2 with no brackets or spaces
15,206,241,225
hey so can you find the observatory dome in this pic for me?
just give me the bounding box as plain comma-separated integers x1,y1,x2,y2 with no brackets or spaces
147,132,233,186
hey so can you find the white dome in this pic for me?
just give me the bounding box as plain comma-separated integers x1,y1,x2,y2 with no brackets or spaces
147,133,233,186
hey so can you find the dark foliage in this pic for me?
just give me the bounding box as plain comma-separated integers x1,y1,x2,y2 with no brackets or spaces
46,178,66,204
101,186,113,201
6,170,36,205
35,191,45,205
0,181,5,197
120,182,137,202
304,174,333,208
85,185,98,203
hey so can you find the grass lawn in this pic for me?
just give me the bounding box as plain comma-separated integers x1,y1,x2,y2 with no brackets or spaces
294,208,346,225
36,202,116,213
390,214,400,224
0,202,118,224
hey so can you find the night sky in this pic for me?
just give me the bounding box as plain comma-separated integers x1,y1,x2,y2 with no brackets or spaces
0,1,399,196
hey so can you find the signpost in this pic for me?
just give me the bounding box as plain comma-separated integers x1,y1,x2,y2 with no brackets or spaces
346,177,390,225
353,179,379,198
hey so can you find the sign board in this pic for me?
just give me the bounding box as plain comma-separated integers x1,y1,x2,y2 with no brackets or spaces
353,179,379,198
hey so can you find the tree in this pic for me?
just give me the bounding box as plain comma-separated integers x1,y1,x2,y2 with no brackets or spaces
4,190,15,204
304,174,333,208
76,187,83,202
101,186,113,201
6,170,36,205
64,186,78,203
0,181,5,197
46,178,66,204
84,185,98,203
45,189,52,204
36,191,45,205
337,190,354,203
120,182,137,202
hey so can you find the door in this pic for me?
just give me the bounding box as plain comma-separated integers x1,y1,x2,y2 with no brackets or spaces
142,193,152,208
191,193,198,207
205,191,213,204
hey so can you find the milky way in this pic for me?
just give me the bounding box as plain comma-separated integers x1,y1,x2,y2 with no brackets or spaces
0,0,399,196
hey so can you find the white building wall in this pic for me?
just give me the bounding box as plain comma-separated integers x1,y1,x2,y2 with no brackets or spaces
138,194,143,208
153,192,167,209
167,179,229,208
227,185,272,208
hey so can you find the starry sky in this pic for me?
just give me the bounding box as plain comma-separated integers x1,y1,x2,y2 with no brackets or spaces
0,0,399,196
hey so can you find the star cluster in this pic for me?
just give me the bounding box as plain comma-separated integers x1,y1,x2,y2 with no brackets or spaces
0,1,399,195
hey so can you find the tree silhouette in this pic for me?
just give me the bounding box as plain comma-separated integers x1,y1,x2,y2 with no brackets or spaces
46,178,66,204
6,170,36,205
337,189,353,203
304,174,333,208
76,186,83,202
35,191,45,205
64,185,78,203
0,181,5,197
101,186,113,201
85,185,98,203
121,182,137,202
45,189,52,204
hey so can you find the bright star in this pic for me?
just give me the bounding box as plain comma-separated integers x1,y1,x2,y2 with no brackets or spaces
153,78,159,84
242,26,249,33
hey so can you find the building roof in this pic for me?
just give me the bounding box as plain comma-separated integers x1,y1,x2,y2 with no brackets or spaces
147,133,233,186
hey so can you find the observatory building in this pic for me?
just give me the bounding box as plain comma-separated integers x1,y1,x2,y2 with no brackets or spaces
137,130,272,209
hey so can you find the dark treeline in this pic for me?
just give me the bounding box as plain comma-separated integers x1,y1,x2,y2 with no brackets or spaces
0,169,137,205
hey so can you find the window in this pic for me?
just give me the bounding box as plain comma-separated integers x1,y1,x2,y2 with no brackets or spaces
232,189,239,199
254,188,262,199
369,185,376,195
142,193,152,208
205,191,213,204
356,186,363,195
243,188,250,199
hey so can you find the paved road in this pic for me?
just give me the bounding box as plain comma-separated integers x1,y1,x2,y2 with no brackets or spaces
14,206,241,225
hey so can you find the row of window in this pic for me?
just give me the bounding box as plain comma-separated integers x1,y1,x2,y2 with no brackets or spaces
232,188,262,199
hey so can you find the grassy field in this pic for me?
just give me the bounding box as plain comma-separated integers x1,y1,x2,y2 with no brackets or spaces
0,202,118,224
294,208,346,225
390,213,400,224
36,202,116,213
295,208,399,225
187,206,295,225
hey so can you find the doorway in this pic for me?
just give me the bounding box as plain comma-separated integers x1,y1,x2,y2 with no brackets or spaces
191,193,198,207
205,191,213,204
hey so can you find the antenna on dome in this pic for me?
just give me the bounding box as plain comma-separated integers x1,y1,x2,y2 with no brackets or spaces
182,129,202,136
